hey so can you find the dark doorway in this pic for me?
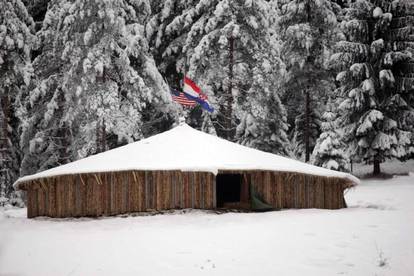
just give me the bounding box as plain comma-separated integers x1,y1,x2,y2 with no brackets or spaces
216,174,242,208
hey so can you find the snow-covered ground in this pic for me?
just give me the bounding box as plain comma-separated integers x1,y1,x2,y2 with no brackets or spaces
1,174,414,275
352,159,414,177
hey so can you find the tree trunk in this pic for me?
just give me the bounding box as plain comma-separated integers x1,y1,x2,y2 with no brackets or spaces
96,120,101,153
101,118,106,152
373,159,381,175
226,34,234,141
95,119,107,154
0,94,11,198
56,90,69,165
305,88,310,162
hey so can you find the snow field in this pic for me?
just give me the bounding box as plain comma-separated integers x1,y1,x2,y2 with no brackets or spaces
1,174,414,276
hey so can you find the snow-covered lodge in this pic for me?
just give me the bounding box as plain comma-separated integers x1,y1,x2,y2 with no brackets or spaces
14,124,359,218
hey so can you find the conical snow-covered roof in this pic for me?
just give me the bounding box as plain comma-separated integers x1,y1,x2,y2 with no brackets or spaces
14,124,359,189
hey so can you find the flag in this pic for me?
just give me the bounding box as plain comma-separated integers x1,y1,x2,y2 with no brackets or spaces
182,77,214,112
170,87,197,107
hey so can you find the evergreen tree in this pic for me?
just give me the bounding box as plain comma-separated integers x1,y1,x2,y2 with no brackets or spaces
292,106,320,161
146,0,199,88
0,0,34,203
184,0,289,154
312,97,348,171
384,0,414,159
331,0,411,175
147,0,223,130
277,0,340,162
20,0,178,176
22,0,50,31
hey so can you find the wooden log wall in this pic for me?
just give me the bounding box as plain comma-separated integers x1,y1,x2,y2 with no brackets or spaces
25,170,215,218
24,170,351,218
245,171,348,210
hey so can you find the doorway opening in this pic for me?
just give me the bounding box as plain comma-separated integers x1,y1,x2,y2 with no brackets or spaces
216,174,242,208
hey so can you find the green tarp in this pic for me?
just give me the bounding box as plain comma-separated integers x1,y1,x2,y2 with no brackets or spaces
250,185,274,212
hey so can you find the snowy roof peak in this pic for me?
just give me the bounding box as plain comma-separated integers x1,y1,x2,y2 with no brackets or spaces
14,124,359,189
178,117,187,125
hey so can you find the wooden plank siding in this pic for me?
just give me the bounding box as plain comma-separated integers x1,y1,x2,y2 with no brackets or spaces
246,171,348,210
24,170,350,218
26,171,216,218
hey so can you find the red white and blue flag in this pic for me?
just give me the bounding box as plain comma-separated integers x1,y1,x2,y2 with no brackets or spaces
181,77,214,112
170,87,197,107
170,77,214,112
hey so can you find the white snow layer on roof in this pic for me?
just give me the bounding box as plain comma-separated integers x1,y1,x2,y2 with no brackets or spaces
14,124,359,189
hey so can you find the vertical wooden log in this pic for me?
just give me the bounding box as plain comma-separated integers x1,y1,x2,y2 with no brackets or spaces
323,179,330,209
64,176,72,217
200,173,205,209
152,171,157,210
319,180,325,209
55,179,63,218
112,173,117,214
139,171,145,211
193,173,199,209
182,172,189,208
157,171,161,210
169,171,177,209
85,175,93,216
162,171,167,210
43,181,48,217
173,172,179,208
27,187,33,218
276,173,283,209
144,171,148,210
27,188,36,218
81,175,88,216
48,179,57,217
74,176,80,217
190,172,195,208
129,172,136,212
282,174,290,208
148,171,154,210
154,171,159,210
95,174,103,216
115,173,121,214
180,171,185,209
158,171,163,210
205,173,211,209
300,174,306,208
211,173,216,209
289,174,295,208
37,183,46,216
165,172,172,210
340,182,346,209
104,173,111,215
123,173,129,214
308,175,313,209
204,173,209,209
128,172,133,213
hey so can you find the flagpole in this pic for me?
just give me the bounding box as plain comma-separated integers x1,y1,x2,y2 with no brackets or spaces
179,55,189,123
182,54,188,91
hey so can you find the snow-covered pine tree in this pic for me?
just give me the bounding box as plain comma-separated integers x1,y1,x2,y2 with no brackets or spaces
147,0,222,130
384,0,414,159
0,0,35,203
292,106,320,161
331,0,410,175
312,97,348,171
146,0,199,88
183,0,290,154
234,2,289,155
277,0,340,162
20,0,178,176
22,0,50,31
